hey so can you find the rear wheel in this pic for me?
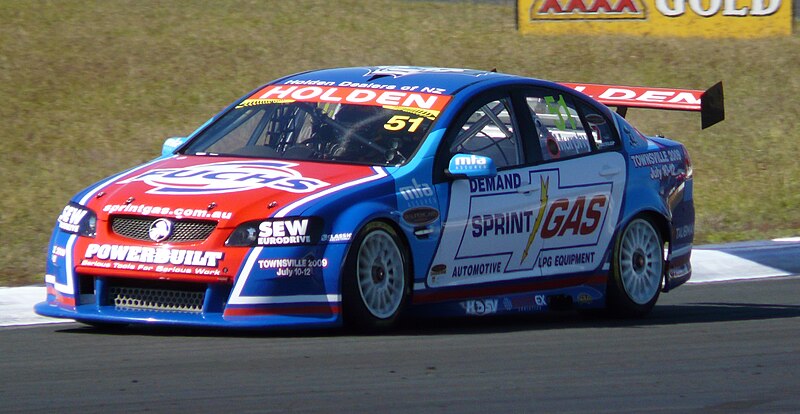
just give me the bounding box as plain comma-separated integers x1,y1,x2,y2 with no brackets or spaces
607,217,664,317
343,222,410,331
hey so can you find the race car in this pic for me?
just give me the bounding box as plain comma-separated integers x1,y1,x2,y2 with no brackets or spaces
35,66,724,330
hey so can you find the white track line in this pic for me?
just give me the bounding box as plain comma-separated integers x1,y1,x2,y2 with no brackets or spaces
0,286,70,327
688,249,791,284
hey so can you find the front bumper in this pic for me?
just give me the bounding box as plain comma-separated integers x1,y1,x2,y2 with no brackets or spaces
37,235,348,329
34,300,340,329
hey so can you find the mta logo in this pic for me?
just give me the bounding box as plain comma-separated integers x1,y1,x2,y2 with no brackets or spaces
399,178,434,201
454,154,487,166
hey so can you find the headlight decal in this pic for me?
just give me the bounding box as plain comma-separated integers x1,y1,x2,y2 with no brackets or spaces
226,217,324,247
57,203,97,238
257,217,323,246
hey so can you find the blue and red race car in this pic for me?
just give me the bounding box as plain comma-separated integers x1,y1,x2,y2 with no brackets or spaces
35,66,723,330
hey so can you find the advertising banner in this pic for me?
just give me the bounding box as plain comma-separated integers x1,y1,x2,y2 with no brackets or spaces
518,0,793,37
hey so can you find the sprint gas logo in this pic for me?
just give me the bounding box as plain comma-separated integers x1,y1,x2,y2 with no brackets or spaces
117,161,329,195
459,170,612,268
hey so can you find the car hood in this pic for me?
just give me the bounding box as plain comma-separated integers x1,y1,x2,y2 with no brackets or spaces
82,156,387,227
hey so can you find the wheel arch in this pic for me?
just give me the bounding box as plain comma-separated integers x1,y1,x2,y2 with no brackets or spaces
605,209,670,317
621,209,672,265
338,217,414,330
337,216,414,287
638,210,671,250
346,217,415,281
629,209,671,287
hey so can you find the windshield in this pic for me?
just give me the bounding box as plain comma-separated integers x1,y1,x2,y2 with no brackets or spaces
182,85,451,165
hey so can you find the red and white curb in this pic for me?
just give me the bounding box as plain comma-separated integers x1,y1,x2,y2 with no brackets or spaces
3,238,798,327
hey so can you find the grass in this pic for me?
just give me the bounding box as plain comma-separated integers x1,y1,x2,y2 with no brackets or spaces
0,0,798,285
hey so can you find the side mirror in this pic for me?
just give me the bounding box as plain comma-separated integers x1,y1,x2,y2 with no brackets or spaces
161,136,189,157
446,154,496,179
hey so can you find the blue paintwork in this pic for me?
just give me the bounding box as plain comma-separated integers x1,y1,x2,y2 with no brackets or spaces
36,66,697,329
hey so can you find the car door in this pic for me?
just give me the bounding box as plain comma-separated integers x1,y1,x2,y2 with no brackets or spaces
427,87,626,290
519,88,626,278
428,93,544,289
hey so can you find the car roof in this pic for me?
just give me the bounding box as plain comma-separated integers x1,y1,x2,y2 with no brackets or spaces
273,66,539,96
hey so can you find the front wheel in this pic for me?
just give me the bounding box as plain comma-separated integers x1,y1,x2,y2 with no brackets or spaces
342,222,410,331
607,217,664,317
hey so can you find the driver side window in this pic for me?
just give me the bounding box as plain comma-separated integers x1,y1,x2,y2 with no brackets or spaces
449,98,522,169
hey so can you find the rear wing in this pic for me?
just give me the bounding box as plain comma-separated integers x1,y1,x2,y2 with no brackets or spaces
559,81,725,129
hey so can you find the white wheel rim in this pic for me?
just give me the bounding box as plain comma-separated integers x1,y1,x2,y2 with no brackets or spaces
356,230,405,319
619,219,662,305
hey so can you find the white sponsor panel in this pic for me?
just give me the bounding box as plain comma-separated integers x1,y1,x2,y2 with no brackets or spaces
429,153,625,287
458,182,545,269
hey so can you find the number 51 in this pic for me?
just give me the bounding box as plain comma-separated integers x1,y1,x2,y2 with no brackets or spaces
384,115,424,132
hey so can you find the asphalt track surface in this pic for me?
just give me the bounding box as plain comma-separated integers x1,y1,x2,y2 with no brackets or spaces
3,276,800,413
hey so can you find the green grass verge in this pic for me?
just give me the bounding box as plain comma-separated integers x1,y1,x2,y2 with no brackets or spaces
1,1,798,285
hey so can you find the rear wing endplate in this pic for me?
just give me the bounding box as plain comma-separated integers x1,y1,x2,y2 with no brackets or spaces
559,81,725,129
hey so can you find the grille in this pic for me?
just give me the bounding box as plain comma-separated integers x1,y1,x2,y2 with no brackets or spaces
111,216,216,242
109,286,205,313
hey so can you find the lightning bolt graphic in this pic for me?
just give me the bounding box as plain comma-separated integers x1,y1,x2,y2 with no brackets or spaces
521,176,549,264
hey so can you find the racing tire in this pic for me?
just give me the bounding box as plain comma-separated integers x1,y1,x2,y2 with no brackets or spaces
606,217,664,318
343,222,411,331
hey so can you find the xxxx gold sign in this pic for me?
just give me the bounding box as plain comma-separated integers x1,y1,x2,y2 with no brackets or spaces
518,0,792,37
531,0,647,19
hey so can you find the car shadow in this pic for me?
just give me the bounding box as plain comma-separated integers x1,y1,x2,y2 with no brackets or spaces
53,301,800,338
